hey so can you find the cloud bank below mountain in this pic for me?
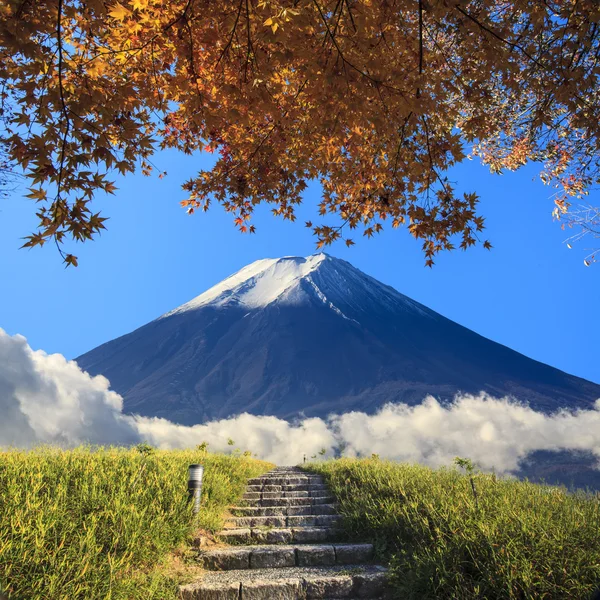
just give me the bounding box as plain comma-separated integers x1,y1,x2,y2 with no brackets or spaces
2,328,599,473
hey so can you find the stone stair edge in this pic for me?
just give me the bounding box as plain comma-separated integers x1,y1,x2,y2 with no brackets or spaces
198,543,374,571
179,467,393,598
230,504,339,517
239,498,337,506
224,515,343,529
218,526,337,533
202,542,373,552
184,564,388,579
216,526,343,545
248,477,325,482
179,564,389,600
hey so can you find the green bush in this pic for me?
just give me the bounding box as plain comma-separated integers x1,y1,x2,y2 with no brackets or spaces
0,446,272,600
307,458,600,599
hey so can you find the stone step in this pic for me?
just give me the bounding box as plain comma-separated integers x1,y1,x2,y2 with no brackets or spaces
179,564,388,599
247,484,328,493
241,496,335,506
248,473,323,479
242,492,335,502
225,514,343,529
199,543,374,570
217,526,342,545
248,476,325,486
270,467,303,470
252,471,323,478
241,497,311,508
231,504,339,517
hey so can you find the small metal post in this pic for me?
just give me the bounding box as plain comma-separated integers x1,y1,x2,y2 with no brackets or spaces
188,464,204,515
303,454,306,464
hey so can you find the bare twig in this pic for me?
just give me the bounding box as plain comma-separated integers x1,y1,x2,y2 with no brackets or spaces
217,0,244,66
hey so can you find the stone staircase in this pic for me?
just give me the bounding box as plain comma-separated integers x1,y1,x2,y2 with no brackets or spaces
180,466,390,599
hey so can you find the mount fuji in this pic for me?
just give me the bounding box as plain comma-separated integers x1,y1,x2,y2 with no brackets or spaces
76,254,600,426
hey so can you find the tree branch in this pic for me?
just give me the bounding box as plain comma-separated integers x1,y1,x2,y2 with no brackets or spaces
54,0,70,260
217,0,244,66
454,4,545,70
417,0,423,99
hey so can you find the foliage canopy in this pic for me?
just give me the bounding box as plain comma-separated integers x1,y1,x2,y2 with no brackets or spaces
1,0,599,265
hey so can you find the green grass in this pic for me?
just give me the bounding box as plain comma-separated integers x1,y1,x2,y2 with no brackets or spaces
306,458,600,600
0,446,272,600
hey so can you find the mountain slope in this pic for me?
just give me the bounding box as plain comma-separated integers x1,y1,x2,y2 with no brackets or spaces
76,254,600,425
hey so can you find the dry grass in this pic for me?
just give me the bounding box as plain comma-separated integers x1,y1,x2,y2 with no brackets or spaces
0,446,272,600
307,457,600,600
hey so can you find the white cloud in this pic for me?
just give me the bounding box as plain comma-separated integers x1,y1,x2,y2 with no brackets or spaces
135,414,335,465
330,397,600,472
1,328,599,472
0,329,139,447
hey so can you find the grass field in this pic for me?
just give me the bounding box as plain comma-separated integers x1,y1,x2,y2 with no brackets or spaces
0,446,272,600
4,449,600,600
306,458,600,600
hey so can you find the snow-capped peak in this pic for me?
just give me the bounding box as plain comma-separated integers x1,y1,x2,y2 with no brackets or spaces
159,252,438,322
162,254,331,317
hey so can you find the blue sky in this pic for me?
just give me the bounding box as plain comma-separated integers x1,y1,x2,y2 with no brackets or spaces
0,149,598,385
